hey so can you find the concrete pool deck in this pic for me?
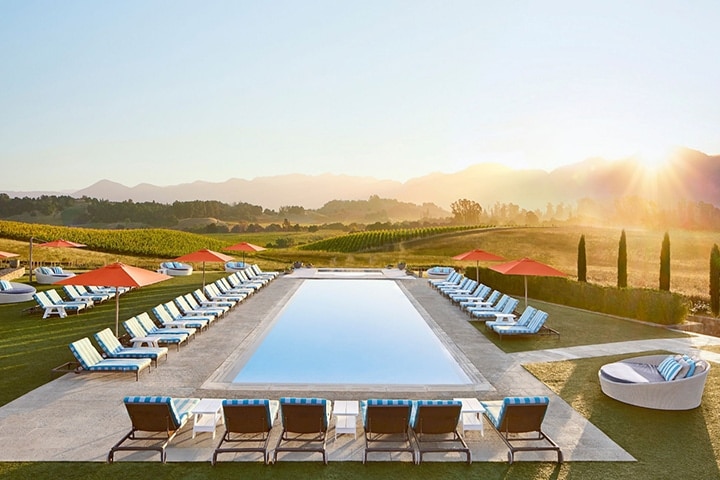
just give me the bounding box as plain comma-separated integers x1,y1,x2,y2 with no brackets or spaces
0,271,719,463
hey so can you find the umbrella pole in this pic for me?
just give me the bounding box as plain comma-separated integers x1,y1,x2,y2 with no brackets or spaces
476,260,479,283
115,291,120,337
524,276,528,307
202,261,206,288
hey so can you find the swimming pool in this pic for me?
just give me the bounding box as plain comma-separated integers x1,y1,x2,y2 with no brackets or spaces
227,279,474,386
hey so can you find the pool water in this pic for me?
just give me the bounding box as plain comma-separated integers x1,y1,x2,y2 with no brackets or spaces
231,279,473,385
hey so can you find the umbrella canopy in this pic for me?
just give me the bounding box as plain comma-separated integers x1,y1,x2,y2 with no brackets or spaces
37,239,86,248
224,242,266,265
490,257,566,307
452,249,505,283
174,249,234,287
55,262,172,336
0,251,19,259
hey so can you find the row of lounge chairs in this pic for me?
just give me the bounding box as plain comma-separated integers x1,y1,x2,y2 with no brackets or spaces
109,395,561,464
428,272,558,338
65,265,279,380
33,285,129,318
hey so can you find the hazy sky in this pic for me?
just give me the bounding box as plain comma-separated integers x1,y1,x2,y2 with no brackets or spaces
1,1,719,192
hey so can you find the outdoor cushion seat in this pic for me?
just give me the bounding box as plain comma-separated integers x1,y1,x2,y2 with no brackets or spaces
123,317,189,351
273,397,332,464
162,301,215,326
481,396,562,464
491,310,559,338
361,399,415,464
192,288,236,309
63,284,109,303
468,296,519,321
0,280,36,304
159,261,193,276
224,261,247,273
94,328,168,367
33,266,75,284
108,396,200,463
410,400,471,464
212,399,280,465
33,290,87,318
138,311,199,337
45,288,93,309
599,354,711,410
486,306,537,331
69,337,151,381
426,266,455,279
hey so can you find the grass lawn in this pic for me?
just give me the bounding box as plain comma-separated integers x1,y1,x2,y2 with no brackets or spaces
472,299,690,353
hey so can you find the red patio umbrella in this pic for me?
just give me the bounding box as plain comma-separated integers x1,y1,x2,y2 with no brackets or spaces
490,257,566,307
452,249,505,283
30,238,86,282
173,248,234,287
55,262,172,336
224,242,266,266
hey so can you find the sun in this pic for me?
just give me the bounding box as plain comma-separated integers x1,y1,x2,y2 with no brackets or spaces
634,146,675,173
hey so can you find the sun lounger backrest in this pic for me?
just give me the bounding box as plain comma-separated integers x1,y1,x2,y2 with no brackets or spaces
527,310,549,332
69,337,103,368
502,298,519,314
94,328,123,355
279,397,330,433
136,312,160,332
485,396,549,434
410,400,462,434
362,399,413,434
123,396,189,431
223,399,277,432
123,317,149,338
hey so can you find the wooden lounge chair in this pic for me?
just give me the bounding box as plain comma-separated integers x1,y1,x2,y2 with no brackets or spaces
68,337,151,381
108,396,200,463
212,399,279,465
273,397,332,464
93,328,168,368
480,396,562,464
410,400,471,464
361,399,415,464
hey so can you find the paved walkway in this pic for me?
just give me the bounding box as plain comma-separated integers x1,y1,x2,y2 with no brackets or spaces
0,271,718,463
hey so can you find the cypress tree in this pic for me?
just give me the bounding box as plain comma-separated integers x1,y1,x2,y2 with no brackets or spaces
711,244,720,315
577,234,587,282
618,230,627,288
659,232,671,291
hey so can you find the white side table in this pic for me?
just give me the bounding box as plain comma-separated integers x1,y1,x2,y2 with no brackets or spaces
333,400,359,440
454,397,485,437
191,398,224,439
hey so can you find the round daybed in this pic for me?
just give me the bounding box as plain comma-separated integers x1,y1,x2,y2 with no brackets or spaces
599,354,710,410
224,261,247,273
0,280,37,304
33,266,75,285
159,262,193,276
426,266,455,279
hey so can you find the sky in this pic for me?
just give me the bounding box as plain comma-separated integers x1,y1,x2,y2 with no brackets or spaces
1,1,719,192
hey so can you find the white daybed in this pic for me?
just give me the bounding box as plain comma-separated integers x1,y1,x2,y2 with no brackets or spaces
33,266,75,285
159,262,193,276
599,354,710,410
0,280,37,304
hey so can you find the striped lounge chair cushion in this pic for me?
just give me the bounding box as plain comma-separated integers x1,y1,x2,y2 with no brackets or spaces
69,338,151,372
0,280,11,291
361,399,413,426
410,399,462,428
658,356,683,381
123,396,200,427
280,397,331,428
223,399,279,429
481,396,550,430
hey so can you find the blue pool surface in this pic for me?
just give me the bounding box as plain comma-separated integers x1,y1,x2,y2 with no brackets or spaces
232,279,472,385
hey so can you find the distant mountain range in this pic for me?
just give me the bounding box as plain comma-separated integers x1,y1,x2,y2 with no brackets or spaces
4,148,719,210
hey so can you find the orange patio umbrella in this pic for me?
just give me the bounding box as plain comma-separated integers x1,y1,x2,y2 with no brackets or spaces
452,249,505,283
224,242,266,266
36,239,87,248
490,257,566,307
173,248,234,287
55,262,172,336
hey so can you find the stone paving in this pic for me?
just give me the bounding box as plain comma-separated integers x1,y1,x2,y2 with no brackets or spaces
0,270,717,464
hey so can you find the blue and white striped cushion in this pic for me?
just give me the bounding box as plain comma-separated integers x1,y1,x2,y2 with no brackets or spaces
123,396,199,427
69,338,104,368
658,356,682,381
681,355,697,377
52,266,64,274
410,399,462,428
361,399,413,427
223,399,277,429
280,397,330,428
0,280,11,291
482,396,549,429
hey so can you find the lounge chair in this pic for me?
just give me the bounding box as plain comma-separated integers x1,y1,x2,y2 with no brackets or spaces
68,337,151,381
440,278,477,297
159,261,193,276
33,291,87,318
192,288,237,309
491,310,558,338
0,280,36,304
123,317,189,352
249,264,279,280
108,396,200,463
135,311,197,338
152,304,208,332
459,289,501,310
45,288,93,310
75,285,113,301
94,327,168,367
428,270,461,287
273,397,332,465
449,284,489,303
175,294,226,318
163,301,215,326
62,285,108,303
361,399,415,464
485,306,537,331
204,283,246,303
468,296,519,322
410,400,471,464
33,266,75,284
212,399,280,465
223,274,261,292
480,396,562,464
